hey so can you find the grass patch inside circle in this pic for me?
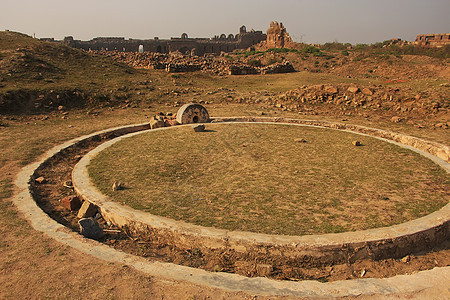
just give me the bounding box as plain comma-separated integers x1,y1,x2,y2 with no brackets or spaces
88,123,449,235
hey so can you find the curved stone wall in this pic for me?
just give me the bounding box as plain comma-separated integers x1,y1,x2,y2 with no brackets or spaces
72,117,450,265
13,117,450,297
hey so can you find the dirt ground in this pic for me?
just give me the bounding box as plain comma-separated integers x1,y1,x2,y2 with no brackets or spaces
1,105,449,299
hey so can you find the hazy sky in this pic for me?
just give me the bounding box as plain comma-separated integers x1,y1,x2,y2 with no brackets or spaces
1,0,449,44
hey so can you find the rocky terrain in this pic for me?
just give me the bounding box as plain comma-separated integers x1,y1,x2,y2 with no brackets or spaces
0,30,449,129
92,50,295,75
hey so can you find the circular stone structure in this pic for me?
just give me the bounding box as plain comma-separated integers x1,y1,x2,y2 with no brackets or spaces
176,103,210,124
13,117,450,298
72,117,450,267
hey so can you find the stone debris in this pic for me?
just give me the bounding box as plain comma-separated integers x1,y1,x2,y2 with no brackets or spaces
360,269,367,277
391,116,402,123
256,264,273,277
149,115,165,129
325,86,339,94
264,83,444,117
401,255,411,263
347,86,360,94
361,88,374,96
63,180,73,188
35,176,46,184
78,217,104,240
294,138,307,143
93,50,295,76
112,181,123,191
352,141,362,146
61,195,81,211
193,124,206,132
260,61,295,74
77,200,98,218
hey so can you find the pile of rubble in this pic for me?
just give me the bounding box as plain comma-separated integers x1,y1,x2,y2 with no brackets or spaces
269,84,446,116
91,50,295,75
261,61,295,74
149,112,179,129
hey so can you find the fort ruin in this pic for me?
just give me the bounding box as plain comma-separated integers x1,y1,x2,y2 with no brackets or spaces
61,25,266,55
415,33,450,47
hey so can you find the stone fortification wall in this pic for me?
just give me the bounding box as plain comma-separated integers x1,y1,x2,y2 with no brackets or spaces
415,33,450,47
63,25,266,55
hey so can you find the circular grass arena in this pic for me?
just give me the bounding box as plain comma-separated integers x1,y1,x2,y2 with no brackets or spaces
88,123,449,236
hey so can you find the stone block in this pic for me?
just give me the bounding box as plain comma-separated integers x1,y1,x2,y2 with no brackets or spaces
78,217,104,240
361,88,373,96
35,176,46,184
193,124,205,132
165,119,180,127
347,86,360,94
150,116,165,129
77,200,98,218
256,264,273,277
325,86,338,94
61,195,81,211
391,116,402,123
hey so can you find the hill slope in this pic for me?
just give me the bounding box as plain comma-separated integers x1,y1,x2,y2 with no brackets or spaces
0,31,161,113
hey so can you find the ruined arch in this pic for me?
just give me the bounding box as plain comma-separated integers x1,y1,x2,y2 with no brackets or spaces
220,34,226,40
228,34,234,40
181,33,188,39
240,25,247,34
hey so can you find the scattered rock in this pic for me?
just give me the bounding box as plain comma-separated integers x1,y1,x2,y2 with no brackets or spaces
164,119,180,127
352,141,362,146
61,195,81,211
77,201,98,218
294,138,307,143
401,255,411,263
149,116,165,129
360,269,367,277
63,180,73,188
112,181,123,191
391,116,402,123
193,124,205,132
347,86,360,94
78,217,104,240
325,86,338,94
256,264,273,277
35,176,46,184
361,88,373,96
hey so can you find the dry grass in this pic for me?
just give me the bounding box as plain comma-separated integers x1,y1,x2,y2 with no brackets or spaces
89,123,449,235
